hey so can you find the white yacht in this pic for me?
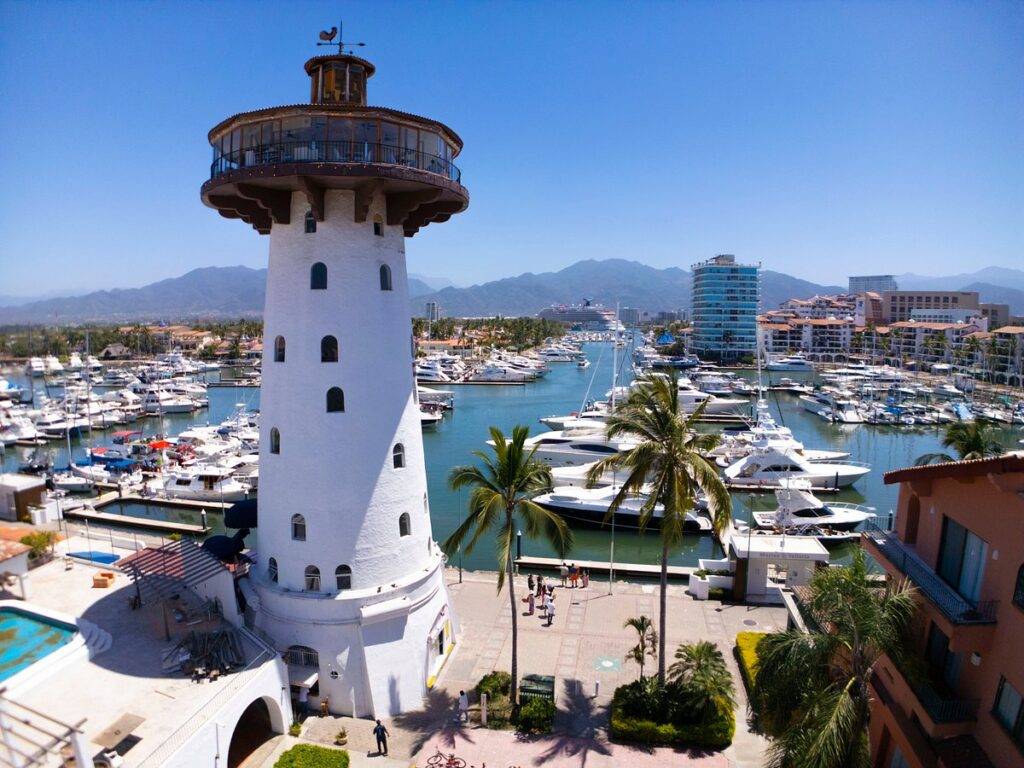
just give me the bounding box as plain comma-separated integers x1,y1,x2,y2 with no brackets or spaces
142,389,195,415
158,466,250,501
765,354,816,372
66,353,84,372
496,426,637,467
722,446,871,490
43,355,65,375
537,344,583,363
709,402,850,466
751,479,876,531
676,379,747,415
415,358,452,383
466,362,533,383
24,358,46,378
534,484,712,532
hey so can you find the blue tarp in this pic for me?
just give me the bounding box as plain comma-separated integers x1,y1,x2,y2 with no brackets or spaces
657,333,674,344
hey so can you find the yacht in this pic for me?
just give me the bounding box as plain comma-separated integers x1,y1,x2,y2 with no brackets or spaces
709,402,850,466
415,358,452,383
142,389,195,415
466,362,533,383
158,466,251,501
420,404,444,429
537,344,583,363
933,382,963,399
765,354,816,372
722,446,871,490
497,426,637,467
534,484,712,532
24,358,46,378
751,479,876,531
66,353,85,372
51,471,95,493
43,356,65,375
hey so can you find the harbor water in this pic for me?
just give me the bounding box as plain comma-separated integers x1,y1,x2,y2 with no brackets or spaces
3,349,1020,572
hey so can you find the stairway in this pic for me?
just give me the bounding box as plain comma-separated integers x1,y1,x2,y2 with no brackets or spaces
76,617,113,657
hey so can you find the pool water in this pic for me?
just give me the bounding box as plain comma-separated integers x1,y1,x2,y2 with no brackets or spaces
0,607,78,682
68,551,120,565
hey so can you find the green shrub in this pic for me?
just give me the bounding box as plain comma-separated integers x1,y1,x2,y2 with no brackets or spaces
735,631,767,693
517,697,555,734
475,670,512,700
20,531,57,559
275,744,350,767
610,694,734,748
707,587,733,602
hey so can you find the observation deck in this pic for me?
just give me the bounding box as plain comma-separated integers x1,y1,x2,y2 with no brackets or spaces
200,52,468,237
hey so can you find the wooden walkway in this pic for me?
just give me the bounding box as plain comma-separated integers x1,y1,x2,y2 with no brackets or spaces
514,555,695,580
62,506,208,534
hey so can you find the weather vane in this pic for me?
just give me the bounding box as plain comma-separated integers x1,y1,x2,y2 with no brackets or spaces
317,21,365,55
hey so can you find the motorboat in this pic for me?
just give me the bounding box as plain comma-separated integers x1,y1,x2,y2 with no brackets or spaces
539,404,610,431
534,484,712,532
466,362,533,383
158,466,251,501
415,358,452,383
708,401,850,466
933,383,963,399
765,354,816,372
141,389,195,415
66,354,84,372
43,356,65,375
498,426,638,467
577,358,591,369
732,520,861,547
722,446,871,490
674,379,747,415
417,386,454,410
51,471,95,493
24,358,46,378
751,479,875,531
420,404,444,429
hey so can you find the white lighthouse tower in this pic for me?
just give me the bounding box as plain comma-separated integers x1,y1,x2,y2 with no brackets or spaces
201,34,468,717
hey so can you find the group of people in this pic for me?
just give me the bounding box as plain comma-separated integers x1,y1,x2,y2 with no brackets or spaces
523,567,587,626
558,562,588,589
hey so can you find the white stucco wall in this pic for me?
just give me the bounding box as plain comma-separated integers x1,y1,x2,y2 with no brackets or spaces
251,188,456,718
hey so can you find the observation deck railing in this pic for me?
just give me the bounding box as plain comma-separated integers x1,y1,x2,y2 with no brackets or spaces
862,519,998,624
210,140,461,184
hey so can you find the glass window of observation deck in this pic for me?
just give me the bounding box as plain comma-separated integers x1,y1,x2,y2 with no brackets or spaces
381,123,399,150
355,121,378,152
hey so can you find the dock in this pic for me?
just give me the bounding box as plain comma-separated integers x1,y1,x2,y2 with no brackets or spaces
62,506,208,534
90,490,234,511
726,482,841,494
417,379,527,386
514,555,696,580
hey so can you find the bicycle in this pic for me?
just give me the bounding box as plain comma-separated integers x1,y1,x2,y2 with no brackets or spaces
425,747,466,768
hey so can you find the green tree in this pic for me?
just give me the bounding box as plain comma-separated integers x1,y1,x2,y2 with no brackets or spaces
624,615,658,680
752,550,916,768
668,640,736,724
915,421,1005,465
587,372,731,686
443,425,573,705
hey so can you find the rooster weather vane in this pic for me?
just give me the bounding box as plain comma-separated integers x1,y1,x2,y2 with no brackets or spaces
317,22,365,55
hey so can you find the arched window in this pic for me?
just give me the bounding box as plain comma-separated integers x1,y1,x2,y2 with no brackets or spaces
373,214,383,237
326,387,345,412
274,335,286,362
336,565,352,591
304,210,317,234
268,557,278,583
291,513,306,541
1014,564,1024,610
393,443,405,469
269,427,280,455
311,262,327,290
286,645,319,667
399,512,411,537
304,566,321,591
379,264,392,291
321,335,339,363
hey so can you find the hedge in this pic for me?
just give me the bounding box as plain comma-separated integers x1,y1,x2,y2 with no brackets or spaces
275,744,350,768
609,691,735,748
735,631,767,693
517,697,555,734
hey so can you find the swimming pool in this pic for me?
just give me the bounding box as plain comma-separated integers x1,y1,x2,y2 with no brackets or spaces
0,607,78,682
68,550,120,565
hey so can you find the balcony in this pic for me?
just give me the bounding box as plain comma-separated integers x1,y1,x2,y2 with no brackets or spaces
862,520,998,625
913,679,978,724
210,140,461,184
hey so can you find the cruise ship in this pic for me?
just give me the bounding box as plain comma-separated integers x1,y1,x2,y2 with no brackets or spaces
537,301,623,331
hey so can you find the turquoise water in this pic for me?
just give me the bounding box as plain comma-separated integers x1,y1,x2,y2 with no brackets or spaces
0,607,77,681
3,355,1019,571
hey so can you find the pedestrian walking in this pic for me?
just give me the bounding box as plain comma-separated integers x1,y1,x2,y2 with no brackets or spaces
527,574,535,593
559,562,568,587
373,719,389,756
546,597,556,626
570,563,578,588
458,690,470,723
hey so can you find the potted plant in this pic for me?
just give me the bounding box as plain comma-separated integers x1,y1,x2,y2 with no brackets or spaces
288,721,302,737
334,728,348,746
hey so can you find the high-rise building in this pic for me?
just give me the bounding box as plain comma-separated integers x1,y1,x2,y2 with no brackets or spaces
201,41,468,717
425,301,441,322
848,275,897,294
690,254,760,360
882,291,979,323
864,455,1024,768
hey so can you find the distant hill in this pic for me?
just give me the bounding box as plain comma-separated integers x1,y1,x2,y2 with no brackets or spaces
407,277,435,298
413,259,845,317
898,266,1024,293
0,266,269,324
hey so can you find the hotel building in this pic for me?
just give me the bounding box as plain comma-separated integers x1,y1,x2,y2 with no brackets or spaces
690,254,760,360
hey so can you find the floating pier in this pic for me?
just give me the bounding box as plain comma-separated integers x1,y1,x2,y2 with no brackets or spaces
63,506,208,534
514,555,696,580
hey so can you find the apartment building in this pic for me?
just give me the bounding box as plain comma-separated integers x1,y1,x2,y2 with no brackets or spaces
690,254,760,360
758,317,855,361
863,454,1024,768
882,292,979,324
778,294,856,320
988,326,1024,388
887,322,982,367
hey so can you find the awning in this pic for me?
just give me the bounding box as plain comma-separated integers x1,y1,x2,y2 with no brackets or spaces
117,539,227,605
287,665,319,688
149,440,172,450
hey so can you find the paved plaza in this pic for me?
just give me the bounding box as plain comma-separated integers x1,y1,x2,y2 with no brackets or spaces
279,567,788,768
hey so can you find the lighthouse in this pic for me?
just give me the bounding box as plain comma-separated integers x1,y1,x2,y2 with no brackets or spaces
201,34,468,717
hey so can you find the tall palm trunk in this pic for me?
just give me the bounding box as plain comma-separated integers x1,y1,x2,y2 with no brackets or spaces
658,541,668,686
506,516,519,706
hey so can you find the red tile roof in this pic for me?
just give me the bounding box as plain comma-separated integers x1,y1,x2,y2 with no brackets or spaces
884,452,1024,485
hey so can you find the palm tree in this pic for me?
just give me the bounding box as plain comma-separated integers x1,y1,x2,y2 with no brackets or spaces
443,425,573,706
752,549,916,768
668,640,736,724
915,421,1005,465
624,615,657,680
587,372,731,686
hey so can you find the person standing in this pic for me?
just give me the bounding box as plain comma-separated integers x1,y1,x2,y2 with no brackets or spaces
458,689,470,723
569,563,578,588
559,562,568,587
527,574,535,594
546,596,556,626
297,686,309,718
373,719,389,756
582,569,589,588
527,592,535,615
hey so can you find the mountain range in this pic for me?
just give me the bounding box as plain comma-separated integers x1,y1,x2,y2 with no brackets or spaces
0,262,1020,325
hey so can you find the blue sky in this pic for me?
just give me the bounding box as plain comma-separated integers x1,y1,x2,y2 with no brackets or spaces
0,1,1021,297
